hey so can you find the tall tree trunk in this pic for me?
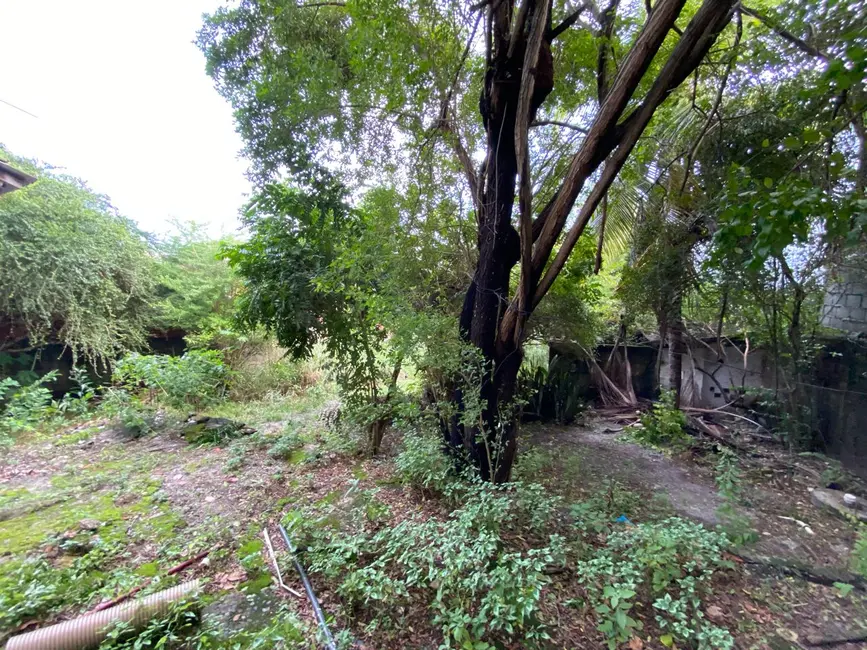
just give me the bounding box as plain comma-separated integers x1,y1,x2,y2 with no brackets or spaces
669,293,685,408
449,0,736,482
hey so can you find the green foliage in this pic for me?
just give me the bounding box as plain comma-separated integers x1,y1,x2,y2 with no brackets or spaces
228,351,321,402
221,183,358,360
57,367,98,418
713,447,758,547
570,479,642,536
530,233,604,347
99,388,156,438
851,524,867,578
267,426,305,460
636,391,689,448
0,148,154,363
576,518,734,650
0,540,123,632
299,480,565,648
152,222,241,334
114,351,230,409
395,428,459,494
0,371,58,444
97,599,310,650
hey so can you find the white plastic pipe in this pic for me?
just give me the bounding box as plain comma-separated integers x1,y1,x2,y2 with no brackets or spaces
6,580,200,650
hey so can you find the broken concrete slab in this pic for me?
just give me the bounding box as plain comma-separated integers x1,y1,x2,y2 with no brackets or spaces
810,487,867,523
201,589,284,638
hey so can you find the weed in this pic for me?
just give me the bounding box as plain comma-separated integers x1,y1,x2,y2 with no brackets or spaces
267,425,305,460
851,523,867,578
571,479,642,536
713,447,758,546
576,518,734,650
0,371,58,444
0,539,126,631
294,479,565,648
636,391,689,448
114,350,230,409
395,428,458,494
99,388,157,438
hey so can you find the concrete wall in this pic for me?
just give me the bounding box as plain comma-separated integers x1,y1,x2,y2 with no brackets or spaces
660,342,770,408
822,268,867,333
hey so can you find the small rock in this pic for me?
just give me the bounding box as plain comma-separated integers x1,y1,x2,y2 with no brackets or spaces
205,496,216,503
79,518,101,531
200,556,211,567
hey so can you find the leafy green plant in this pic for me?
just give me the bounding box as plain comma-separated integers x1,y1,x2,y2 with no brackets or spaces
0,371,59,444
0,147,154,365
114,350,230,409
0,540,123,632
57,367,97,417
571,479,642,537
636,391,689,448
267,426,305,460
851,523,867,578
713,447,757,547
394,428,458,494
576,518,734,650
302,480,565,648
99,388,156,438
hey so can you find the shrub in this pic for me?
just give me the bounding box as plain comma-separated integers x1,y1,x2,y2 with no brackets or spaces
99,388,157,438
0,541,122,632
0,371,58,444
394,428,458,494
228,346,323,401
267,426,305,460
636,391,689,447
576,518,734,650
302,481,565,648
851,523,867,578
113,350,230,409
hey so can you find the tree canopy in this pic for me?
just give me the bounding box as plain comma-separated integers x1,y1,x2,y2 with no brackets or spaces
0,148,154,366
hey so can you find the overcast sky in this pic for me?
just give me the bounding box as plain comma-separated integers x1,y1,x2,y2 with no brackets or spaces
1,0,249,236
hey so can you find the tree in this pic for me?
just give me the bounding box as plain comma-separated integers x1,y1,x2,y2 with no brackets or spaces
0,148,154,368
200,0,741,481
151,222,243,347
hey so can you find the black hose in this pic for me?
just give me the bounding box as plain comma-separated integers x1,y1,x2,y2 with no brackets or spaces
277,523,338,650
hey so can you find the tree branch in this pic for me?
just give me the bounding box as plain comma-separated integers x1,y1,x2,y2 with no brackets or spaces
531,0,690,274
514,0,550,344
530,119,589,133
739,4,828,61
680,8,742,192
548,2,590,40
530,0,737,310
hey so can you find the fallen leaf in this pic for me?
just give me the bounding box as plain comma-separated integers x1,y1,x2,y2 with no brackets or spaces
706,605,724,622
628,637,644,650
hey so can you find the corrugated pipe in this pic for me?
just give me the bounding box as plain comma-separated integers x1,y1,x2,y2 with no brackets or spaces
277,524,337,650
6,580,201,650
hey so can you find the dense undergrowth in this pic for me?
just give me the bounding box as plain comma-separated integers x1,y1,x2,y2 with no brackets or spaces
3,346,865,649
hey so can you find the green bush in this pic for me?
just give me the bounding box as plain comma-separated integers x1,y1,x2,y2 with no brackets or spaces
302,480,565,648
0,541,123,632
267,426,305,460
99,388,157,438
394,428,458,494
636,391,689,447
113,350,230,409
576,518,734,650
0,371,58,444
851,523,867,578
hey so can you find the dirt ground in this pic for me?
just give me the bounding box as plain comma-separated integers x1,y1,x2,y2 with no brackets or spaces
2,407,867,649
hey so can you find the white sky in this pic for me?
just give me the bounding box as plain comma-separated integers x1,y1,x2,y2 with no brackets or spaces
1,0,249,236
